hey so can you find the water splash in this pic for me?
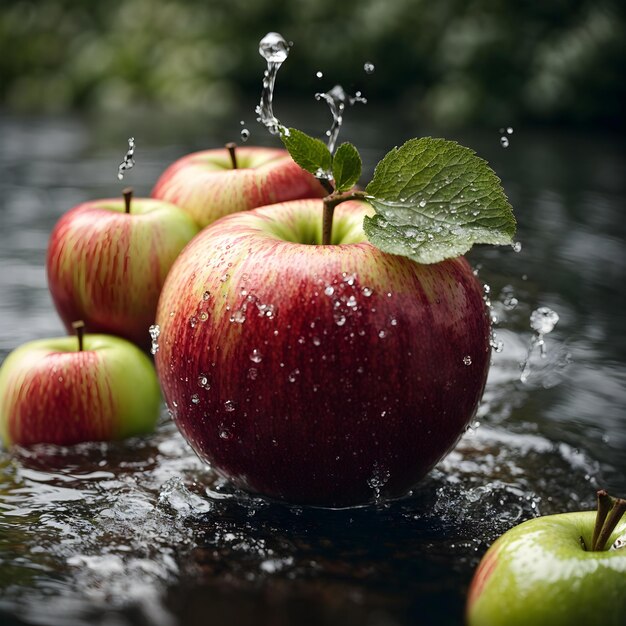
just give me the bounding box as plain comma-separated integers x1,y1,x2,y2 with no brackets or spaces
520,307,560,382
255,32,290,136
117,137,136,180
315,85,367,154
366,462,390,504
148,324,160,355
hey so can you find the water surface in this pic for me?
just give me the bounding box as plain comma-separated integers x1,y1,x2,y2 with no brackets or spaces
0,112,624,626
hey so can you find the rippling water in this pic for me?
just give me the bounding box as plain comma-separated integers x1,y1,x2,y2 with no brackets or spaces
0,113,624,626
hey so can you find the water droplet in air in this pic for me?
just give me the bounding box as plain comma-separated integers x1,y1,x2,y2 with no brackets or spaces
507,127,514,135
364,62,375,74
463,355,472,366
259,32,290,63
500,136,509,148
117,137,135,180
250,349,263,363
240,128,250,142
530,307,559,334
512,241,522,253
148,324,160,355
316,71,323,78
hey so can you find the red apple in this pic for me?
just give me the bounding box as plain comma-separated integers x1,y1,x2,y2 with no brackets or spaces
0,325,161,447
151,145,327,228
47,190,199,351
153,199,490,507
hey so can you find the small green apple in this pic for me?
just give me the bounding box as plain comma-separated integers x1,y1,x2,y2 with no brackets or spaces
467,491,626,626
0,323,161,446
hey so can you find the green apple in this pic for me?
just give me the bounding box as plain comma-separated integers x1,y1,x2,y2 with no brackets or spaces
467,491,626,626
0,323,161,446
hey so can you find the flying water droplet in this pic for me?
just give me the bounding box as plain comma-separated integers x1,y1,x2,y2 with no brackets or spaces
512,241,522,253
117,137,135,180
316,71,323,78
240,128,250,142
256,32,290,135
500,136,510,148
315,85,367,154
520,307,560,382
148,324,160,355
363,62,375,74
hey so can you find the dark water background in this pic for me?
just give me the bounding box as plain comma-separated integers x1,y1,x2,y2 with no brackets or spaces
0,110,624,626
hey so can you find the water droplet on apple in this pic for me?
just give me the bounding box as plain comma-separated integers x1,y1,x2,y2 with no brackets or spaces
312,337,321,346
362,287,373,297
324,285,334,296
224,400,236,412
191,394,200,404
230,309,246,324
463,355,472,365
378,330,386,339
248,367,258,380
199,312,208,322
202,291,211,301
219,428,233,440
220,273,230,283
249,349,263,363
335,315,346,326
287,369,300,383
197,375,210,389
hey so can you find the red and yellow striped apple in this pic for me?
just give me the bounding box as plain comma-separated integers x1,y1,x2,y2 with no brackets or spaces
153,198,491,506
0,326,161,447
151,145,326,229
46,190,199,351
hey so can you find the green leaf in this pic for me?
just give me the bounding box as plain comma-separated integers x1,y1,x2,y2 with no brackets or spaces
363,137,516,264
332,142,362,192
280,127,332,177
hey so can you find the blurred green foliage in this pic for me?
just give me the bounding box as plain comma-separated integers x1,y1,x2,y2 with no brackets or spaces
0,0,624,127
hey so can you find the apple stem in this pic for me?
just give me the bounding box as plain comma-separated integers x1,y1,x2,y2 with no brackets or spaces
591,490,626,551
321,190,368,245
226,142,238,169
123,187,133,214
71,320,85,352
